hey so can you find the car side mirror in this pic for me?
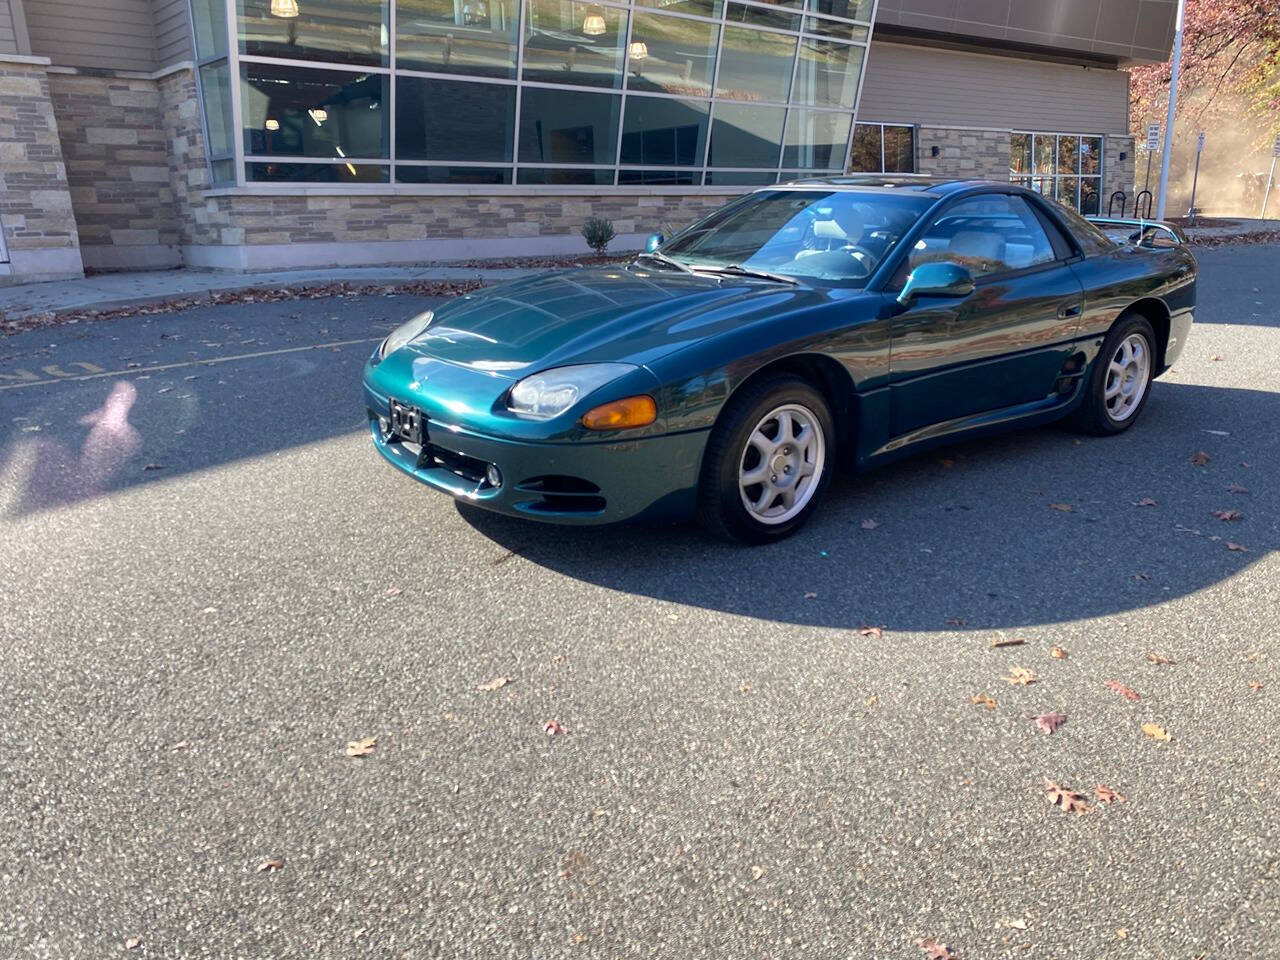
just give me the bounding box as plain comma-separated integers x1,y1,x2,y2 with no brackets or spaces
896,262,975,306
645,233,665,253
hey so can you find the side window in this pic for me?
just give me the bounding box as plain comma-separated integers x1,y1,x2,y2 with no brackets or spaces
904,194,1059,280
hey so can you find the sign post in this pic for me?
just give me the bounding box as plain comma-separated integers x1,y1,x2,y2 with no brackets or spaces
1144,123,1161,193
1262,135,1280,220
1187,131,1205,223
1157,0,1186,220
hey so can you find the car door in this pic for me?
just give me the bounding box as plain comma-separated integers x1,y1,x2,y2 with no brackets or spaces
885,192,1086,441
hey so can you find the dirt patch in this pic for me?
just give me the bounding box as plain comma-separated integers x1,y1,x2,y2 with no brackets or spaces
2,279,483,337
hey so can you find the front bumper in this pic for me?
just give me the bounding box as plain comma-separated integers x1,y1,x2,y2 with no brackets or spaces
364,381,707,525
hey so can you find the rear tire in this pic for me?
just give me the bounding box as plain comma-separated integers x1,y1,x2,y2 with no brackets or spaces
698,375,835,544
1075,314,1156,437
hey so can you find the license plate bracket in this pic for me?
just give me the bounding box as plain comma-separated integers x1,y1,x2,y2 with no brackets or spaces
388,399,425,445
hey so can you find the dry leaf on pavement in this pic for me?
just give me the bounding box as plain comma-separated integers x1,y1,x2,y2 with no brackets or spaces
544,720,568,735
143,463,166,471
1145,652,1175,665
1104,680,1141,701
125,937,142,950
1226,484,1248,494
1044,778,1090,814
1131,498,1158,507
346,736,377,758
1211,509,1244,521
1248,681,1265,692
945,617,968,627
1094,785,1127,805
750,865,765,881
1189,451,1211,466
1003,667,1038,686
1050,646,1068,660
914,938,958,960
858,625,884,638
1049,502,1073,512
1034,711,1067,734
1142,722,1172,742
1134,572,1152,581
1226,542,1249,552
803,591,818,600
475,676,513,692
385,586,403,597
989,638,1025,649
860,518,880,530
256,858,285,873
970,694,997,710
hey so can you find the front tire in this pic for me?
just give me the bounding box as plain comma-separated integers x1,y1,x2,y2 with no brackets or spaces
698,375,835,544
1075,315,1156,436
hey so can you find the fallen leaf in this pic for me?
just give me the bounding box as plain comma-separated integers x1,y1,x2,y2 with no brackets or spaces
860,518,880,530
989,638,1025,649
914,938,957,960
544,720,568,735
256,858,285,873
1049,502,1073,512
1241,461,1252,468
1210,355,1223,361
569,933,588,945
945,617,968,627
346,736,377,758
739,682,752,693
970,694,997,710
1034,711,1067,734
385,586,403,597
750,865,765,881
125,937,142,950
1104,680,1141,702
1248,681,1265,692
938,457,956,468
1189,451,1211,466
1211,509,1243,521
1142,722,1171,742
475,676,513,692
1003,667,1038,686
803,591,818,600
1226,483,1248,494
858,625,884,639
1145,652,1175,666
1134,572,1152,581
143,463,165,471
1094,785,1127,805
865,693,879,708
1006,919,1028,930
1116,928,1129,940
1131,498,1158,507
1044,778,1090,814
1050,646,1068,660
1226,542,1249,553
168,739,191,751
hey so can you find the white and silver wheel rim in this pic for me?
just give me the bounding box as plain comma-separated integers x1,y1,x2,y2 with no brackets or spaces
1104,332,1151,423
738,403,826,525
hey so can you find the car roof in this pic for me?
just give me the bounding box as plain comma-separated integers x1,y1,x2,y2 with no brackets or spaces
765,175,1016,198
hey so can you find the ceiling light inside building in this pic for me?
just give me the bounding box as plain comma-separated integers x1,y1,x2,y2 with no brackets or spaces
270,0,300,17
627,41,648,60
265,118,280,131
308,108,328,125
582,6,606,35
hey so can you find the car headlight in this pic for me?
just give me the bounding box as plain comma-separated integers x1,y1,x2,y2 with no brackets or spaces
507,363,637,419
379,310,434,359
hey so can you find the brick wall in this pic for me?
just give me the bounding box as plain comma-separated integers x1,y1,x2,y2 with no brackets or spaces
48,70,183,270
0,58,83,284
915,127,1011,182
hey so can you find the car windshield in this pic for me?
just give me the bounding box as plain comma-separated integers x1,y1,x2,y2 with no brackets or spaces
657,189,932,286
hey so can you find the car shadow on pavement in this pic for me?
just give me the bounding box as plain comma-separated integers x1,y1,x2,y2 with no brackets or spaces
459,381,1275,631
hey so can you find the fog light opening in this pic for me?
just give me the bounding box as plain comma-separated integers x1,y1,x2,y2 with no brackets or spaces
378,415,391,437
485,464,503,488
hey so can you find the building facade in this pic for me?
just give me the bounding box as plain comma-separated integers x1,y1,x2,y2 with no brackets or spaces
0,0,1175,286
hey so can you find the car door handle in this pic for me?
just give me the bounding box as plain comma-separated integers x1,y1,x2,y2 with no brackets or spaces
1058,302,1084,319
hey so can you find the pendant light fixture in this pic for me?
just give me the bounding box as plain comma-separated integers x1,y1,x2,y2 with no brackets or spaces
270,0,300,18
582,5,606,35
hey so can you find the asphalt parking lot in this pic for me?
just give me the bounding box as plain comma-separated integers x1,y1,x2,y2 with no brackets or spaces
1,246,1276,959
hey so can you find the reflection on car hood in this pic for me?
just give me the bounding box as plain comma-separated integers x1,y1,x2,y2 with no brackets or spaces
401,265,823,378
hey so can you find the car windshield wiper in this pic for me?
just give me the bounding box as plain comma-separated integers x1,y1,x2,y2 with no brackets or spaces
635,249,698,277
704,263,799,286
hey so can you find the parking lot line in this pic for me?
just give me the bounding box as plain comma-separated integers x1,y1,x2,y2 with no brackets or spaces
0,337,383,391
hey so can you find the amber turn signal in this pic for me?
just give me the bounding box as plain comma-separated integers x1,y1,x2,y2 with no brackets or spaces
581,395,657,430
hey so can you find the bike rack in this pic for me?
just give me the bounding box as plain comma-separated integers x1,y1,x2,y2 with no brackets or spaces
1134,190,1153,220
1108,192,1127,217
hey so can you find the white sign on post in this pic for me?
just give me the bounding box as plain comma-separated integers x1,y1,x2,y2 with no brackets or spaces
1146,124,1162,151
1272,135,1280,158
1197,131,1206,153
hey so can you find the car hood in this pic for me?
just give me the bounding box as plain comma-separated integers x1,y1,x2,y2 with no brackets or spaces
401,265,824,378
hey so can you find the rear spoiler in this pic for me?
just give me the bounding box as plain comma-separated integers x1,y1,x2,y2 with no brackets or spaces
1086,217,1188,247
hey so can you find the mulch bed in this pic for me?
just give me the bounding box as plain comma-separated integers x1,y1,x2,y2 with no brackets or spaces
445,254,634,269
1188,230,1280,248
2,279,483,337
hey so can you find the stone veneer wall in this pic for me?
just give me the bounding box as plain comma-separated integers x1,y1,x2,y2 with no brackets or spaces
0,58,83,285
47,69,183,271
1102,135,1137,216
157,67,213,250
914,127,1012,182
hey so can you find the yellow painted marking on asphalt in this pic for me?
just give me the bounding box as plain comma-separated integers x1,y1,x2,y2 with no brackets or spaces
41,362,105,377
0,337,382,391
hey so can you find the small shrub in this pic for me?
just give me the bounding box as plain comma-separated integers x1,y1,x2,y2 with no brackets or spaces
581,217,616,255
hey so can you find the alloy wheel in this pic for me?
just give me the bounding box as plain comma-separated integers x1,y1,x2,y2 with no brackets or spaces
737,403,826,525
1104,332,1151,423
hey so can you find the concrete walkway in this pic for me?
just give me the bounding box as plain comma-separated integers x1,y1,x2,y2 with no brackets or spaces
0,265,540,322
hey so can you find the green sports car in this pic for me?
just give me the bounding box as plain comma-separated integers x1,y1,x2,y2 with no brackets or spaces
362,176,1196,543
